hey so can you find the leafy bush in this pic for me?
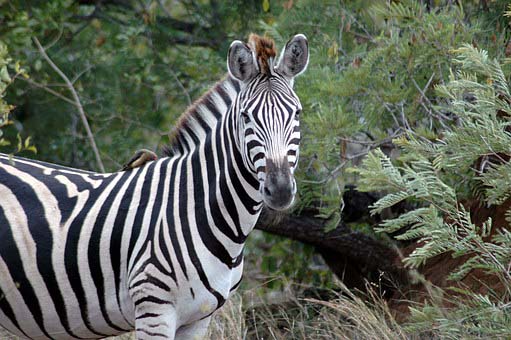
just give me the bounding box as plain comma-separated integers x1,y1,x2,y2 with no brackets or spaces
0,41,34,154
356,42,511,340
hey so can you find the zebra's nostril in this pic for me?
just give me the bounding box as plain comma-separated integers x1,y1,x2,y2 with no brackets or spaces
264,186,272,197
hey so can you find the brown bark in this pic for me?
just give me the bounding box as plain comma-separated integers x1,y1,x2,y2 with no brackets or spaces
255,209,407,292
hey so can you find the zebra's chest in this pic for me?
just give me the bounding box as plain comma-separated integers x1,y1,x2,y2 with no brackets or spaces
176,259,244,325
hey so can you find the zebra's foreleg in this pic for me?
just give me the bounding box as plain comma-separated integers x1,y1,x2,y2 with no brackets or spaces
134,303,177,340
175,316,212,340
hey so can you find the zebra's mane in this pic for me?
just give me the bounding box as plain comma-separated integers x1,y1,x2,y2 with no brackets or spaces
162,78,232,157
162,34,277,157
248,33,277,75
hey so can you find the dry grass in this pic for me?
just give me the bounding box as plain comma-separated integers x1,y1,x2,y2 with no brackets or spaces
208,282,407,340
300,288,407,340
208,295,247,339
5,279,507,339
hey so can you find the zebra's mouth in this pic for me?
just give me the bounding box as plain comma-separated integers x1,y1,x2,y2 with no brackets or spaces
262,193,296,211
261,176,296,211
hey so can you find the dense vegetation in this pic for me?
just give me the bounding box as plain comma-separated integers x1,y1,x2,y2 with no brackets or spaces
1,0,511,338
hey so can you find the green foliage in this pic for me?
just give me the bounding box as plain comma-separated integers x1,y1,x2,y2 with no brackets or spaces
258,0,502,226
0,42,13,130
0,40,35,154
0,0,336,292
245,231,334,291
257,4,511,318
357,44,511,336
406,292,511,338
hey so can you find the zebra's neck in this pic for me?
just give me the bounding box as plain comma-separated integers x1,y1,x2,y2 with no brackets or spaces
164,76,263,258
165,76,239,156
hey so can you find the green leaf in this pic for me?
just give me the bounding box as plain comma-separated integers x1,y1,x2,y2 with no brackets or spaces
0,66,10,83
25,145,37,153
262,0,270,12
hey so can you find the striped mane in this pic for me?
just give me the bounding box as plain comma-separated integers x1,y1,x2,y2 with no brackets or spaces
162,78,237,157
162,34,277,157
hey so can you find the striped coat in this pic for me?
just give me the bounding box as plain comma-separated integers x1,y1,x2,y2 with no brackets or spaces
0,33,308,339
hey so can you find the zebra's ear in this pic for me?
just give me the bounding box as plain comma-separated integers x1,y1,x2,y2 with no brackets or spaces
276,34,309,80
227,40,259,82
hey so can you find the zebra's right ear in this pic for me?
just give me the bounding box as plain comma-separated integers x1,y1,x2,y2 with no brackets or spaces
227,41,259,82
276,34,309,80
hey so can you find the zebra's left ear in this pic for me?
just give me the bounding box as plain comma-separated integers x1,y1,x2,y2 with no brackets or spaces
276,34,309,81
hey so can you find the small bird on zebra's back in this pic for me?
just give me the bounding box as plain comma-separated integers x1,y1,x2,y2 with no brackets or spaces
120,149,158,171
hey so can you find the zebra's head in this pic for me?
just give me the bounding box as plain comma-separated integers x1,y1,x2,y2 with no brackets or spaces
227,34,309,211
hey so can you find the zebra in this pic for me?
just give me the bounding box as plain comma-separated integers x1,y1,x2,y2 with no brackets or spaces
0,33,309,339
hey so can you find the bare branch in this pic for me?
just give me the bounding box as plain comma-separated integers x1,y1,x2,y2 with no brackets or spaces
43,27,64,50
410,74,453,125
339,135,395,146
33,37,105,172
341,8,375,43
21,78,76,106
71,64,93,84
169,68,192,106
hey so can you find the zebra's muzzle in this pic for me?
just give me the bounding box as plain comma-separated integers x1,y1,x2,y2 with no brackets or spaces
261,158,296,211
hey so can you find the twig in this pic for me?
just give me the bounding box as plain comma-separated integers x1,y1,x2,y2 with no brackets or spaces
339,135,397,146
411,74,438,112
33,37,105,172
382,101,402,128
146,33,192,107
302,132,403,185
169,68,192,106
399,101,412,131
101,152,122,168
156,0,172,18
341,8,375,43
71,64,93,84
43,27,64,51
136,0,148,11
21,78,76,106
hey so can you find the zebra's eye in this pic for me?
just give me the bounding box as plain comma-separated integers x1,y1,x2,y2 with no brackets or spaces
295,110,301,118
241,111,250,124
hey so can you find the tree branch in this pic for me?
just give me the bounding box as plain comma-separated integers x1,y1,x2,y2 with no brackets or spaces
255,209,407,291
33,37,105,172
21,78,76,106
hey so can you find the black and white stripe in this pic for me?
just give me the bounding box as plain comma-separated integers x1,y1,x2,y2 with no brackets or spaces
0,34,308,339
